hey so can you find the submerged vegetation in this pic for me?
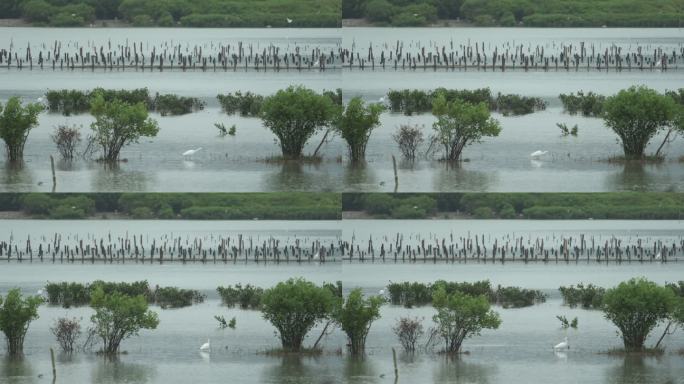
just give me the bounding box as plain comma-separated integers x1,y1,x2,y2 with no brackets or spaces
0,192,341,220
343,0,684,27
387,88,546,116
559,91,606,117
559,283,606,309
217,284,264,309
44,281,205,309
343,192,684,220
0,97,44,162
386,280,546,308
3,0,340,27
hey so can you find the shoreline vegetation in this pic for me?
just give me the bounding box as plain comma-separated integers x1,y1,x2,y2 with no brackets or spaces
342,193,684,220
0,193,341,220
342,0,684,27
0,0,340,28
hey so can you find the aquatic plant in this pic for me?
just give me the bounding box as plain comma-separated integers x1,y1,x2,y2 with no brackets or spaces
557,123,579,137
217,284,264,309
393,316,424,353
260,86,338,159
432,288,501,353
559,91,606,117
492,93,546,116
333,288,383,355
215,315,236,330
556,315,578,329
430,95,501,162
51,317,82,353
559,283,605,309
0,97,44,162
260,278,336,351
152,286,206,309
51,125,82,160
393,124,424,160
492,285,547,308
603,86,680,159
150,93,205,116
89,93,160,162
217,92,264,116
90,288,159,354
0,289,43,357
335,97,385,162
603,278,677,350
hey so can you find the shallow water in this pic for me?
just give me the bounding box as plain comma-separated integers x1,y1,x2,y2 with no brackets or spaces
1,220,683,383
1,28,684,192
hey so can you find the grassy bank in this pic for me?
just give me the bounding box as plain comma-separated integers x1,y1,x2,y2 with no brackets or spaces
343,0,684,27
0,193,341,220
1,0,340,28
342,193,684,220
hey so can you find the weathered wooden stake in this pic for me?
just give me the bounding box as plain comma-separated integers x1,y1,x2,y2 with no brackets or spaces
50,347,56,379
392,155,398,192
50,155,56,192
392,347,398,379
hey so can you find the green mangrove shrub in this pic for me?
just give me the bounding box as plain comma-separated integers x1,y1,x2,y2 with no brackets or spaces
333,288,383,355
336,97,385,162
217,284,264,309
217,92,264,116
559,91,606,117
0,97,44,162
559,283,605,309
0,289,43,356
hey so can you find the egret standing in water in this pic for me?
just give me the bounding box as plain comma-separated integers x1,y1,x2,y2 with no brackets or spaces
182,147,203,158
530,150,548,159
200,339,210,351
553,337,569,350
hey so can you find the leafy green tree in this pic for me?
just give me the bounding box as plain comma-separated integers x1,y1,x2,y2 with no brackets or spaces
363,0,394,22
602,278,677,350
260,86,337,159
602,86,679,159
21,0,55,22
431,95,501,161
260,278,336,351
431,288,501,353
336,97,385,162
90,288,159,354
89,94,159,161
0,289,43,356
0,97,44,162
333,288,383,355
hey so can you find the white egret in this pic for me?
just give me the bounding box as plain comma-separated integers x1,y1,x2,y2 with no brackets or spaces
379,96,385,103
286,18,293,24
553,337,569,350
200,339,210,351
530,150,548,159
182,147,203,157
313,252,319,260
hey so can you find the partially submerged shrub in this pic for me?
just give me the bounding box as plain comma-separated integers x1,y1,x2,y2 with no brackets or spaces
393,316,424,352
393,124,424,160
51,317,81,352
559,283,605,309
51,125,82,160
217,284,264,309
217,91,264,116
559,91,606,117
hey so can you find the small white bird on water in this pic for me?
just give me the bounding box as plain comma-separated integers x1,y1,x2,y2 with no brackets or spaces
379,96,385,103
554,336,569,350
286,18,293,24
182,147,202,157
530,150,548,159
200,339,210,351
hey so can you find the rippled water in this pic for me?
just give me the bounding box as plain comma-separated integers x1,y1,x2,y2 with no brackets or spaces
1,28,683,192
0,220,683,383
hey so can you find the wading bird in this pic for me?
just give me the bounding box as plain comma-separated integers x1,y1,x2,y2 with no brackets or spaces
200,339,210,351
182,147,203,157
530,150,548,159
554,337,569,350
286,18,293,24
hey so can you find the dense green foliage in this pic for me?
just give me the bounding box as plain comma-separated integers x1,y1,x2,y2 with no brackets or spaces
3,0,340,27
387,88,545,116
386,280,545,308
343,193,684,220
432,288,501,353
260,278,337,351
44,280,205,309
89,94,160,161
344,0,684,27
0,192,341,220
0,289,43,356
559,91,606,117
336,97,385,162
0,97,44,162
90,288,159,354
217,92,264,117
46,89,203,116
559,283,606,309
602,86,680,159
603,278,678,350
431,95,501,161
333,288,383,354
217,284,264,309
260,86,339,159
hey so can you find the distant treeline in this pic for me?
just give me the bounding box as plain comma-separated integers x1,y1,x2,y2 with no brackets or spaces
1,0,341,27
343,0,684,27
343,193,684,219
0,193,341,220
